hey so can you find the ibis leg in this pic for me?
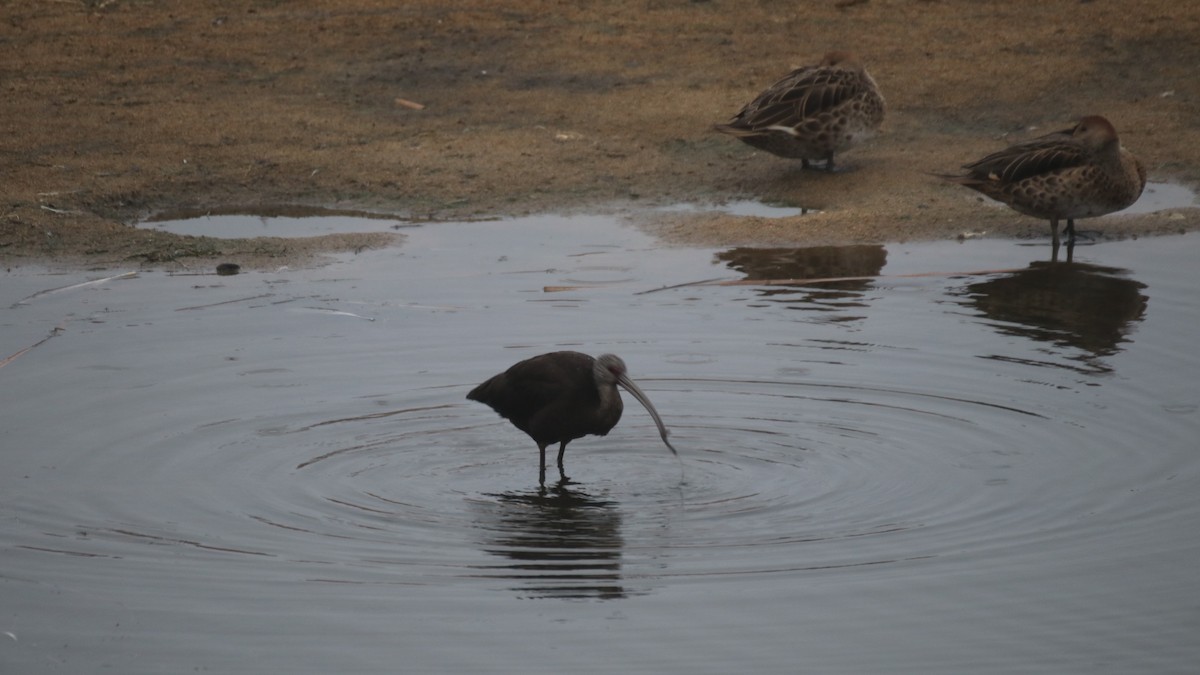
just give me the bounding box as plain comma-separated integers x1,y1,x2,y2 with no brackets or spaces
556,441,570,482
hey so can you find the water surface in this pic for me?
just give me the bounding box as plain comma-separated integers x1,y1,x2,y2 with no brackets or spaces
3,215,1198,673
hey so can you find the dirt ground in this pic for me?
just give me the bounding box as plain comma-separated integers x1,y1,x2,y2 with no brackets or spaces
3,0,1198,270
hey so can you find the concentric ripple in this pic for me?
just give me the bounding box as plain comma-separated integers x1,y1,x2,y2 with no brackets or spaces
3,223,1199,673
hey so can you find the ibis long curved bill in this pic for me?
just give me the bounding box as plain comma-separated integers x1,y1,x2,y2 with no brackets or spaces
615,373,677,456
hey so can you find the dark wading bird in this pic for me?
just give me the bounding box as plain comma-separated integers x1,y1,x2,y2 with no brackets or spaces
937,115,1146,259
467,351,677,485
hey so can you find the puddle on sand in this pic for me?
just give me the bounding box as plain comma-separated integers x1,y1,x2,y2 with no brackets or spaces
138,182,1193,241
138,199,815,239
4,214,1200,674
1120,181,1197,214
655,199,815,218
141,205,412,238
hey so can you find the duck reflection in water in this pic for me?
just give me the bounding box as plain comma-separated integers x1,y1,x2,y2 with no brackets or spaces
472,482,633,600
961,260,1147,373
717,245,886,318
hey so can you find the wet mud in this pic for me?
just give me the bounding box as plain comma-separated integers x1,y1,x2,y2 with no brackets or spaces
2,0,1199,269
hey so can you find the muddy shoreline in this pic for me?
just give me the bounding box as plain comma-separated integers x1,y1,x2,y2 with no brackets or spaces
3,0,1198,269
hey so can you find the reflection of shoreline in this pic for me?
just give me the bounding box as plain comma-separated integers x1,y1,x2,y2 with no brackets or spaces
960,261,1148,371
716,245,887,315
471,483,633,600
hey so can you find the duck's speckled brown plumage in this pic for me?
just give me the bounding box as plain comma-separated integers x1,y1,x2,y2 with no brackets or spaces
940,115,1147,249
713,51,885,170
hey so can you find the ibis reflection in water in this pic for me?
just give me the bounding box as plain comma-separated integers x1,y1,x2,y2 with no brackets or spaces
467,351,677,484
474,483,631,600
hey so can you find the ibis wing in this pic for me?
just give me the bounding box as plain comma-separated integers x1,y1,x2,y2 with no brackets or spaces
467,352,594,433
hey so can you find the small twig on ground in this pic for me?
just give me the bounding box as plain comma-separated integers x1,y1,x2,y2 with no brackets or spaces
38,204,83,215
0,321,67,370
617,267,1023,295
11,271,138,307
174,293,275,311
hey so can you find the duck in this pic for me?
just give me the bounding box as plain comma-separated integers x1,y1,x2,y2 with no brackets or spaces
938,115,1146,249
713,51,885,171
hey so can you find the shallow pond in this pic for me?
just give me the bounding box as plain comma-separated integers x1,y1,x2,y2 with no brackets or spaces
2,214,1198,673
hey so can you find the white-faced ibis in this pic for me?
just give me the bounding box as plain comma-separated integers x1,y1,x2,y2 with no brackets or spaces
467,351,677,484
